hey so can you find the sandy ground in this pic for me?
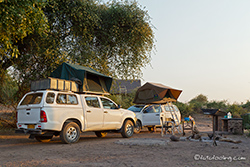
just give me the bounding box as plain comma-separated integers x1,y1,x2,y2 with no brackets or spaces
0,114,250,167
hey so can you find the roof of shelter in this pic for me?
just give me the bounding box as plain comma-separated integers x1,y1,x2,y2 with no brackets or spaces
111,80,141,94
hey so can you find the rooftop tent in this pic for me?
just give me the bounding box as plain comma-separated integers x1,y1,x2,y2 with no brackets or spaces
133,82,182,104
50,62,113,93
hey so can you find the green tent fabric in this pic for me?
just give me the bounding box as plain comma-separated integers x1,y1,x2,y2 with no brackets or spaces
50,62,113,93
133,82,182,104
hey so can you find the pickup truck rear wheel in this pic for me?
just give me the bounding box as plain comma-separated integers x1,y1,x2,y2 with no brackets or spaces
121,120,134,138
60,122,80,144
35,135,53,142
95,131,108,138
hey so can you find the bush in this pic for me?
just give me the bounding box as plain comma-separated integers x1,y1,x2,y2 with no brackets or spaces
0,111,16,130
108,90,137,109
188,94,208,112
175,102,195,117
206,100,227,110
226,104,248,118
0,71,19,106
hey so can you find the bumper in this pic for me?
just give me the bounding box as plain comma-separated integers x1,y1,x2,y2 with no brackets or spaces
15,129,43,135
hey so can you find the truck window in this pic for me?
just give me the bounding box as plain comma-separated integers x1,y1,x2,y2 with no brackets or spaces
101,98,117,109
164,106,171,112
127,105,145,112
173,105,180,112
143,106,155,113
56,94,78,105
154,105,161,113
68,95,78,104
85,97,100,108
46,93,55,104
20,93,43,105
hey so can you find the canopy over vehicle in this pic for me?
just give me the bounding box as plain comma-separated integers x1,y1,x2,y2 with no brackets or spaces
50,62,113,94
133,82,182,104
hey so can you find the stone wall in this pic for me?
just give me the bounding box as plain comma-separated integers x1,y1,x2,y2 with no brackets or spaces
228,119,243,134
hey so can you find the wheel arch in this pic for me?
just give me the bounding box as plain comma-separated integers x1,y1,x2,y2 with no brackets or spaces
62,118,82,131
136,119,142,128
123,117,136,127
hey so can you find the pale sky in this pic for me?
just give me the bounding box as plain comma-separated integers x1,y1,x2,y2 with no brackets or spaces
137,0,250,104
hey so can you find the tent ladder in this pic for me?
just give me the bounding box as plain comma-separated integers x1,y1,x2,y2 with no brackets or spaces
167,102,183,135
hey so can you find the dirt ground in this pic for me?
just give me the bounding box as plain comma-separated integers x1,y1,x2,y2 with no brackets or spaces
0,114,249,167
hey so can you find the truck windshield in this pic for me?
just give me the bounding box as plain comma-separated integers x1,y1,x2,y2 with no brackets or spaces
20,93,43,105
127,105,145,112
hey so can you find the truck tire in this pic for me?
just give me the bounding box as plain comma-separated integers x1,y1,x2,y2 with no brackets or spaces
121,120,134,138
95,131,108,138
35,135,53,142
60,122,80,144
134,120,141,134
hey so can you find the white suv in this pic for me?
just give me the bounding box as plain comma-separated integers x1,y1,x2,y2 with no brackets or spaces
128,104,181,133
16,90,137,143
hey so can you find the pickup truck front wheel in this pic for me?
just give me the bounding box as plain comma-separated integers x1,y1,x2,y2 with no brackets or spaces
121,120,134,138
60,122,80,144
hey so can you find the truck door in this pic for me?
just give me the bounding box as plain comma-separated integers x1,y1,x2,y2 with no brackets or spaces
142,105,161,126
17,92,44,124
100,97,122,129
84,96,104,130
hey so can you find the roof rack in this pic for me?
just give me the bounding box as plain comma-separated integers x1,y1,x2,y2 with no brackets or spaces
31,77,110,96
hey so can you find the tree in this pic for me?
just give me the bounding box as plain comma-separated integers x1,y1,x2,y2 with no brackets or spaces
206,100,227,110
108,89,137,109
0,0,48,68
0,69,18,105
188,94,208,112
226,104,247,118
175,101,194,117
77,1,154,79
0,0,155,104
0,0,49,102
43,0,154,79
241,101,250,112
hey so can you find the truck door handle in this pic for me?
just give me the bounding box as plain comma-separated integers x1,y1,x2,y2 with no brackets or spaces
104,111,108,113
87,110,91,113
156,114,159,116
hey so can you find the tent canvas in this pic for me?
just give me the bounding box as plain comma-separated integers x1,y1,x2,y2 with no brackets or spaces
133,82,182,104
50,62,113,93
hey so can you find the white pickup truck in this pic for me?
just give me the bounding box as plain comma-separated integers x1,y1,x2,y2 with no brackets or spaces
15,90,137,144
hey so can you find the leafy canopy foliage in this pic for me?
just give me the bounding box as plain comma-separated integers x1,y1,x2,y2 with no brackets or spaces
43,0,154,79
0,69,18,105
0,0,155,104
188,94,208,112
80,1,154,79
0,0,48,61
